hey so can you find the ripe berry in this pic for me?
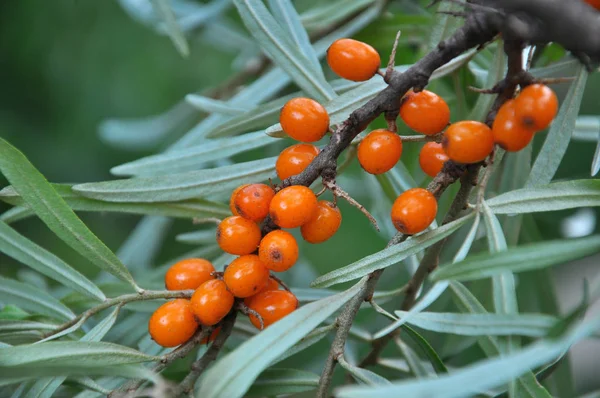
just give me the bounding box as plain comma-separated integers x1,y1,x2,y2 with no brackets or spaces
492,100,535,152
216,216,261,255
201,326,221,344
513,84,558,131
244,277,280,306
259,230,299,272
269,185,318,228
234,183,275,222
442,121,494,164
327,38,381,82
246,290,299,330
165,258,215,291
419,142,449,177
391,188,437,235
276,144,320,180
191,279,234,326
300,201,342,244
148,299,198,347
357,129,403,175
400,90,451,135
280,98,329,142
223,255,270,298
229,184,249,216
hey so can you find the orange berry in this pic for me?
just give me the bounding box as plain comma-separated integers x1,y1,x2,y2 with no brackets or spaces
280,98,329,142
190,279,234,326
585,0,600,9
165,258,215,291
258,230,299,272
243,277,280,306
419,142,449,177
148,299,198,347
326,38,381,82
269,185,318,228
492,100,535,152
442,121,494,164
391,188,437,235
223,255,270,298
200,326,221,344
234,183,275,222
216,216,261,255
229,184,249,216
513,84,558,131
246,290,299,330
400,90,451,135
276,144,320,180
300,201,342,244
357,129,402,174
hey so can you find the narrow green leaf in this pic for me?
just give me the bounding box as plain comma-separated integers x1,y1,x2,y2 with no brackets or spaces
338,355,391,385
270,324,335,365
0,221,105,301
572,115,600,142
526,64,589,187
150,0,189,57
395,311,556,337
335,313,600,398
234,0,336,102
81,306,121,342
0,206,32,224
453,213,480,263
246,368,319,397
0,138,138,290
175,229,215,245
0,184,229,220
0,277,75,321
73,156,276,203
401,325,448,374
185,94,250,115
197,280,365,398
299,0,375,31
268,0,322,74
0,320,56,333
431,235,600,282
0,305,30,321
111,131,276,177
397,340,431,378
487,179,600,214
312,214,473,288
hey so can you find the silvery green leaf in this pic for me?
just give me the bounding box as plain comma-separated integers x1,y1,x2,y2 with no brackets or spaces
431,235,600,282
311,214,474,288
299,0,375,31
487,179,600,214
111,131,276,177
0,320,56,333
233,0,336,102
245,368,319,397
73,156,276,203
338,356,391,385
0,277,75,321
529,58,579,79
0,207,32,224
335,312,600,398
377,358,410,373
268,0,322,73
150,0,189,56
185,94,250,115
175,229,216,245
0,184,229,220
394,311,557,337
397,340,431,378
197,280,364,398
267,323,332,366
526,64,589,187
452,213,480,263
99,100,198,151
0,139,139,290
572,116,600,142
0,221,105,301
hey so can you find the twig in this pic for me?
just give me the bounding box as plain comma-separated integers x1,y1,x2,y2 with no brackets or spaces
398,133,443,143
175,311,238,396
323,178,380,231
384,31,402,82
43,290,194,339
269,273,291,292
236,301,265,330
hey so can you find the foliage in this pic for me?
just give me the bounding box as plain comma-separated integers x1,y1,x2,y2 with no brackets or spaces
1,0,600,397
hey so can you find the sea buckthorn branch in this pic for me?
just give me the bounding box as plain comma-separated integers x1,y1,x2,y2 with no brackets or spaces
357,38,526,370
174,310,238,396
42,289,194,339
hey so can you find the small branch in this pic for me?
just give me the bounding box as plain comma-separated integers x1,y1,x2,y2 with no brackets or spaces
323,179,380,231
398,133,443,143
269,273,291,292
384,31,402,82
175,311,238,396
43,289,194,339
236,301,264,330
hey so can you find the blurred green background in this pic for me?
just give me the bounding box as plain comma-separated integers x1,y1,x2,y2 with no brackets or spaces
1,0,600,394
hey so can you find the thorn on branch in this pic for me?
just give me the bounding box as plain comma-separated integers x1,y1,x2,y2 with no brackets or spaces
322,178,380,231
385,31,402,83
